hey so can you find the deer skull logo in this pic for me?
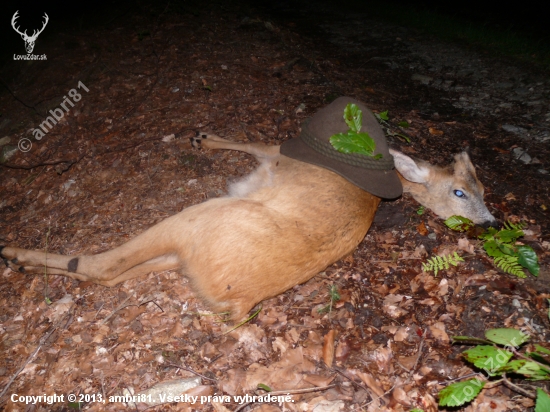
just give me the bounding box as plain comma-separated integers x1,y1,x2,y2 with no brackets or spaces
11,11,49,54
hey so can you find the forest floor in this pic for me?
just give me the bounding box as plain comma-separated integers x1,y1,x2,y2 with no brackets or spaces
0,0,549,411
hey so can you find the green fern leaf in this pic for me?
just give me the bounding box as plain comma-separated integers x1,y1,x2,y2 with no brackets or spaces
423,252,464,276
494,255,526,278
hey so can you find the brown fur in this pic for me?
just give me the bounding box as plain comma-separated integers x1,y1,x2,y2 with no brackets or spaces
1,136,496,320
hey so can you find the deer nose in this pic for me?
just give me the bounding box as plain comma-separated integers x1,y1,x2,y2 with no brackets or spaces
480,219,499,229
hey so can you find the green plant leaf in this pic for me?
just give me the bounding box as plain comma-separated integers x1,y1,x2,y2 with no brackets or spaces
257,383,272,392
527,344,550,365
374,110,389,121
499,360,550,380
444,215,474,232
516,362,550,380
485,328,529,347
517,245,540,276
494,255,526,278
438,378,485,407
394,132,411,143
397,120,410,128
478,226,498,241
536,389,550,412
328,285,340,302
483,240,502,258
496,228,524,243
329,131,377,156
343,103,362,133
463,345,512,375
330,104,382,158
496,242,517,256
452,336,493,345
497,359,524,373
423,252,464,276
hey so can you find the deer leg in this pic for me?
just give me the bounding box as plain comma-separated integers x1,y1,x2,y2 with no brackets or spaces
1,246,180,286
0,212,185,286
191,132,280,159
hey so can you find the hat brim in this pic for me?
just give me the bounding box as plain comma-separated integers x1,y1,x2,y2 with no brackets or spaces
281,136,403,199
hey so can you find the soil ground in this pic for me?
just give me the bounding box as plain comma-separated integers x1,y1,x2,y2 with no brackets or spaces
0,1,549,411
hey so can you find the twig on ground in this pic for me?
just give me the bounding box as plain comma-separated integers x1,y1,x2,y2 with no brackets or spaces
331,367,370,393
100,293,134,325
411,329,427,372
234,385,336,412
502,373,536,399
165,363,217,382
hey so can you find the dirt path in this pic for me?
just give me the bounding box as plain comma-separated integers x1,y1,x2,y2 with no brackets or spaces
0,1,548,411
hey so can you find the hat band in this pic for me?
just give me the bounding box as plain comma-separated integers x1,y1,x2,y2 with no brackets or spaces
300,122,395,171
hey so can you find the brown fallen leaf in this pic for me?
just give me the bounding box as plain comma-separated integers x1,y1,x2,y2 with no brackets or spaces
429,322,449,343
354,370,385,398
212,402,232,412
322,330,336,367
457,237,474,254
303,373,335,387
392,386,412,407
428,127,444,136
417,221,429,236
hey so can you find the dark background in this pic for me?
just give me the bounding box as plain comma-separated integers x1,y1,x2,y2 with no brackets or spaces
2,0,548,55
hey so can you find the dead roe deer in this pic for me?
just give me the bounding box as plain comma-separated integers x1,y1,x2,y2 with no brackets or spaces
1,98,497,321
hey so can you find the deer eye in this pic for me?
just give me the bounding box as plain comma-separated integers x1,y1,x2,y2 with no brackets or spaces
454,190,465,198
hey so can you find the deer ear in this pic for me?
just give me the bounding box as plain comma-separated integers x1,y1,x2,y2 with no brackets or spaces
453,152,477,177
389,149,431,184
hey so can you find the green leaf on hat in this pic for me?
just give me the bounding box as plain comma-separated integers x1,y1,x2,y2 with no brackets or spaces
343,103,363,133
330,103,381,158
330,131,380,157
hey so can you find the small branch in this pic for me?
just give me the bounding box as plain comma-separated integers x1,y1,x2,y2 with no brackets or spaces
0,77,39,114
502,373,536,399
100,294,134,325
139,299,164,312
362,383,396,408
331,367,370,393
411,330,427,372
437,372,479,385
234,385,336,412
0,153,87,171
165,363,217,382
510,347,550,371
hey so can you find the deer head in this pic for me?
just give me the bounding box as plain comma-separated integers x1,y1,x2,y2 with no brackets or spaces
11,11,49,54
390,149,498,228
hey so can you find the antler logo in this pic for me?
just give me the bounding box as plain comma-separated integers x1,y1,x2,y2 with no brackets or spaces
11,11,49,54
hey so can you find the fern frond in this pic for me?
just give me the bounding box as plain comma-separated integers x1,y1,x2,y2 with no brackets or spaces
494,255,526,278
503,221,526,231
423,252,464,276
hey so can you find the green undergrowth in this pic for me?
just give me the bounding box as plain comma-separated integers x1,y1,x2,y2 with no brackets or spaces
445,216,539,278
439,328,550,409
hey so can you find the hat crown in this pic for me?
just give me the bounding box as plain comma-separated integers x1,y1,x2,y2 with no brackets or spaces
280,97,403,199
302,97,393,169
